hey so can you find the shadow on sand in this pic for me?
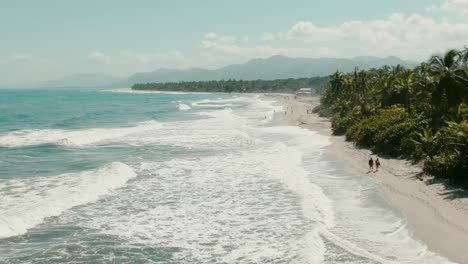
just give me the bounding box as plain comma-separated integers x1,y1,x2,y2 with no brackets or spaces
424,177,468,200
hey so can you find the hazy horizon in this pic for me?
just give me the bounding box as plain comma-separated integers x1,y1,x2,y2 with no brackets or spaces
1,0,468,85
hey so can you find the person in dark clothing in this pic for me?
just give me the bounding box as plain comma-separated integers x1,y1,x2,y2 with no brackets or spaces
368,157,374,172
375,158,380,171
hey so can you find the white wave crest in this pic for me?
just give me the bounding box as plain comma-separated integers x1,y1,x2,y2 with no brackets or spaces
0,120,162,147
101,88,212,95
191,97,249,107
0,162,136,239
70,140,333,263
177,103,191,111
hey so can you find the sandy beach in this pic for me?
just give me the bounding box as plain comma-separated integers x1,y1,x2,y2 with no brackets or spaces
272,95,468,264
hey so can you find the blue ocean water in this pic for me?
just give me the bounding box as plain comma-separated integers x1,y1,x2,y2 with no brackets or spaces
0,88,453,263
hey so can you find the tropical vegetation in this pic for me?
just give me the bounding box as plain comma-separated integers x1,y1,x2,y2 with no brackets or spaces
132,77,328,93
319,48,468,187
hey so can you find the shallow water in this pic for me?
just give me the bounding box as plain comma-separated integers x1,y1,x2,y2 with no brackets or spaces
0,88,453,263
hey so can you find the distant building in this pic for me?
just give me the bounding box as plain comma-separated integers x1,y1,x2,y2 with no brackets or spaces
296,87,312,95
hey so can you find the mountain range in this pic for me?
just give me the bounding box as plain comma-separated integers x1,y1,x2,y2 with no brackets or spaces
10,55,417,88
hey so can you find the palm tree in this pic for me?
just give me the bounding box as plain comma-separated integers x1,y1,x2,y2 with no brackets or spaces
412,63,435,116
429,49,468,111
330,71,345,99
461,47,468,64
429,49,468,127
322,71,347,109
395,69,414,116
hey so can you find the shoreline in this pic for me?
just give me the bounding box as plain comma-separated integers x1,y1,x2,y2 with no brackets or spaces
270,94,468,264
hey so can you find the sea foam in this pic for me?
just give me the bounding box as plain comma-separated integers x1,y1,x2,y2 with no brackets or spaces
0,162,136,239
0,120,162,147
177,103,191,111
52,99,336,263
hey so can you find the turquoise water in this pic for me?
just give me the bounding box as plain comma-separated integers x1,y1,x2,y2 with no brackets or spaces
0,88,453,263
0,89,222,179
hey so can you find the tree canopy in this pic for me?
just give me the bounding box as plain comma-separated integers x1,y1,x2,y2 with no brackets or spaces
320,48,468,187
132,77,329,93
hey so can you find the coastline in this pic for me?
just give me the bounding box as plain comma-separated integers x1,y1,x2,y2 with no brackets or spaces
270,94,468,264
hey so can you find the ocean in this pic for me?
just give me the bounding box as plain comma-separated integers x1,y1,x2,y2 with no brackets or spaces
0,88,452,263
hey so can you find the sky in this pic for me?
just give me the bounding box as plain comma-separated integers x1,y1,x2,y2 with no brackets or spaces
1,0,468,84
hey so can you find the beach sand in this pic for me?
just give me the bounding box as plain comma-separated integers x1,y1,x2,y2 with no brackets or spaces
271,95,468,264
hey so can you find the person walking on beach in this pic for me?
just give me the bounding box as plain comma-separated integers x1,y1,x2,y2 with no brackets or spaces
368,157,374,172
375,158,380,171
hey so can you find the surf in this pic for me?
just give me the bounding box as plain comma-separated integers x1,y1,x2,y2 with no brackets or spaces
0,162,136,239
0,120,162,148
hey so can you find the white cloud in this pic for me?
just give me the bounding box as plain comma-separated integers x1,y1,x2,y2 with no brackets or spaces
0,54,35,65
200,33,337,66
204,32,239,43
261,33,276,41
205,32,218,39
282,13,468,60
120,51,193,68
0,54,37,65
219,35,237,43
287,21,346,41
202,33,305,65
200,12,468,66
441,0,468,17
11,54,35,63
86,51,112,64
426,4,438,12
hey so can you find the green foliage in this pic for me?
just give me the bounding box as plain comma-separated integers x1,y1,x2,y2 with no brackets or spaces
132,77,329,93
332,106,362,135
412,127,438,159
321,48,468,188
424,121,468,187
346,106,419,155
374,119,421,156
456,103,468,121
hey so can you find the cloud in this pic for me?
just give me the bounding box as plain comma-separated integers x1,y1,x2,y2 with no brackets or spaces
0,54,35,65
11,54,35,63
426,4,438,12
86,51,112,64
198,30,337,67
287,21,346,41
200,33,337,66
204,32,239,43
283,13,468,60
205,32,218,39
440,0,468,17
261,33,276,41
201,12,468,65
120,51,193,68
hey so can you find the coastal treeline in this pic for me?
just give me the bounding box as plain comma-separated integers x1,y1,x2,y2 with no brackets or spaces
132,77,328,93
319,48,468,187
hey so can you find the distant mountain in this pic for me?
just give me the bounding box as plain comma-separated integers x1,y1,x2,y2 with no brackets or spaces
10,56,416,88
122,55,417,85
37,73,122,88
